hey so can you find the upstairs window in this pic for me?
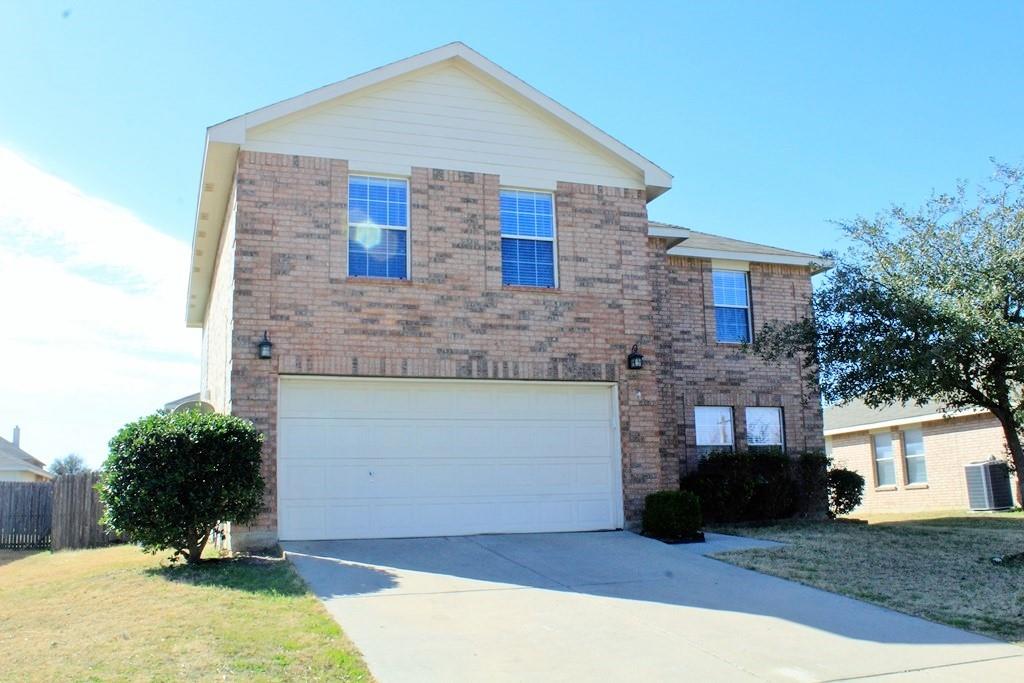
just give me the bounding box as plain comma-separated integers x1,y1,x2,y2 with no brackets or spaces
713,270,751,343
746,407,784,452
500,189,556,288
903,428,928,484
695,406,734,458
873,432,896,487
348,175,408,279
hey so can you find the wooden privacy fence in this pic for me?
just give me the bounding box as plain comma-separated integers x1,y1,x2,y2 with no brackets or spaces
0,472,122,551
51,471,122,551
0,481,53,549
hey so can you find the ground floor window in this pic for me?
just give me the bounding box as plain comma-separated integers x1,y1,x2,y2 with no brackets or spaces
902,427,927,484
746,407,784,452
873,432,896,486
695,406,734,457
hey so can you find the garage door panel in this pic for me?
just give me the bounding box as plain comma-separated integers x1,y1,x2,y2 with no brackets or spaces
278,378,622,540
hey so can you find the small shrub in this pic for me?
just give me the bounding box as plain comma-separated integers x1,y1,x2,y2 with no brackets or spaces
643,490,702,540
99,411,265,564
827,468,865,518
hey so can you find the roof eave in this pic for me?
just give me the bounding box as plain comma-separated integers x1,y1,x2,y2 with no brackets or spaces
668,244,832,273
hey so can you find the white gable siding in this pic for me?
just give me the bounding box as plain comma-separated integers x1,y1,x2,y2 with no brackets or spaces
243,63,643,191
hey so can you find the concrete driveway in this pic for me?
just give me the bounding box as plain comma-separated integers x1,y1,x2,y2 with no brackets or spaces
284,531,1023,682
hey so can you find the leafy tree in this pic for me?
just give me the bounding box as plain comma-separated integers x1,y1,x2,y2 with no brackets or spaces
99,411,265,564
754,162,1024,504
48,453,89,476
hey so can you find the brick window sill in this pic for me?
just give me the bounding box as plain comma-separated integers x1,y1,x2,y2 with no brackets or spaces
502,285,561,294
343,277,415,286
875,485,898,493
905,483,929,490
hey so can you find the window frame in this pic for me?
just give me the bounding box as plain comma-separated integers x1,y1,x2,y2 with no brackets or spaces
694,406,736,458
711,269,753,344
901,427,928,485
499,187,559,289
871,431,897,488
347,174,411,281
745,406,785,452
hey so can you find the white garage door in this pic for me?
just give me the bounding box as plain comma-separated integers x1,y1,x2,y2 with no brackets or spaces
277,377,623,540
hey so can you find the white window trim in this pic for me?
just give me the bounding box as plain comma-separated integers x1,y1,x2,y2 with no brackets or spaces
871,431,897,488
499,187,559,289
745,407,785,450
712,268,752,344
901,427,927,485
694,406,735,453
347,174,411,280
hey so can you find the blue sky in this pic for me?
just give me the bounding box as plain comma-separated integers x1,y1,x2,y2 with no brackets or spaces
1,1,1022,466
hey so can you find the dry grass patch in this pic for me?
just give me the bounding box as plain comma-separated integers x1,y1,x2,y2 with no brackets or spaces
710,512,1024,644
0,545,372,682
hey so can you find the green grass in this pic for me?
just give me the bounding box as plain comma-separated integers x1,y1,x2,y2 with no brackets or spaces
0,545,372,681
710,512,1024,644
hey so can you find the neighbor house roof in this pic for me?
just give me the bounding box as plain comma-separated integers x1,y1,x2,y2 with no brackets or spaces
0,436,53,480
823,399,987,436
651,222,831,272
187,42,673,327
164,392,201,412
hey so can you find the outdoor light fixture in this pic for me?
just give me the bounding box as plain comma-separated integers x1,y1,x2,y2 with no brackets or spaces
257,331,273,360
627,343,644,370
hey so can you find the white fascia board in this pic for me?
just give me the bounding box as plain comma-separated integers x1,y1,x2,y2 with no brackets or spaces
206,42,672,196
648,223,690,249
823,407,988,436
668,244,832,273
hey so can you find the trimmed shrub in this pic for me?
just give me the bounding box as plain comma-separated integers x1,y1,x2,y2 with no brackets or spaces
643,490,702,540
747,451,798,520
682,450,829,522
795,451,829,517
827,468,865,518
681,451,755,522
99,411,265,564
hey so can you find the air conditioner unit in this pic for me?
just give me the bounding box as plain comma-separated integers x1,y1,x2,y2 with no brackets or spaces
964,459,1014,511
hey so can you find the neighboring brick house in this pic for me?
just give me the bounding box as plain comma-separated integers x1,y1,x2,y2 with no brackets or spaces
824,400,1022,515
186,43,826,550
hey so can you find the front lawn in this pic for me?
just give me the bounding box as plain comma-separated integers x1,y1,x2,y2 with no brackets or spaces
710,512,1024,644
0,545,372,681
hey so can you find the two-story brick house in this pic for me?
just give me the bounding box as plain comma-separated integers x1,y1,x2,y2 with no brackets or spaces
187,43,826,550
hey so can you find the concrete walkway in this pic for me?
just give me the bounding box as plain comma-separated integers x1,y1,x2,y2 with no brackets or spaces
284,531,1023,682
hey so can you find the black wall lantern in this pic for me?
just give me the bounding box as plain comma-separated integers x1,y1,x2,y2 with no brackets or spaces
257,331,273,360
627,343,644,370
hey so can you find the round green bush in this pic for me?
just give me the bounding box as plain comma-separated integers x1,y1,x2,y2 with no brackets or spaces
99,411,265,564
827,468,865,518
642,490,702,540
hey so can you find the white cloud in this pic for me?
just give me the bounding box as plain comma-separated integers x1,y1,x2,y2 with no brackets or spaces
0,147,200,468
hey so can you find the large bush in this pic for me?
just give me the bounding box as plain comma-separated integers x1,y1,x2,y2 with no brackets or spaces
827,468,865,518
680,451,756,522
99,411,265,564
642,490,702,540
682,450,828,522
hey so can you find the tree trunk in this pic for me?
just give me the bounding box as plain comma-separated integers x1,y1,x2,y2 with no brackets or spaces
993,413,1024,507
185,530,210,565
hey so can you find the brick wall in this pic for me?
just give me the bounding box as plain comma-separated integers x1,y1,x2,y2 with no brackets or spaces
654,256,824,477
210,150,824,548
827,413,1022,515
